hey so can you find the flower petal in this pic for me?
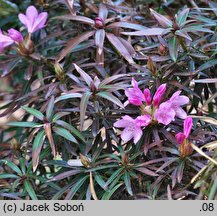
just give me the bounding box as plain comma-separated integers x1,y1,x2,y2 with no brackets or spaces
121,127,134,143
183,117,193,138
136,115,152,127
133,127,143,144
31,12,48,33
153,83,166,107
143,88,152,105
154,102,175,125
175,132,185,144
114,115,133,128
175,107,187,119
18,13,28,27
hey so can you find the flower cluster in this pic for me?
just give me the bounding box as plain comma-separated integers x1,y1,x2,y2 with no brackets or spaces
114,79,189,144
0,5,47,53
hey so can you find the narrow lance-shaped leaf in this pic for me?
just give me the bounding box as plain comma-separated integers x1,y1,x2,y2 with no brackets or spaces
65,175,89,200
97,91,124,109
98,3,108,22
44,123,56,158
52,112,70,122
53,127,78,144
168,37,179,62
95,29,105,55
106,33,135,64
73,64,93,87
21,106,45,121
0,174,19,179
176,8,190,27
195,59,217,73
106,22,147,30
57,31,95,62
0,160,22,176
48,169,82,182
7,122,42,128
46,96,55,120
32,130,45,172
102,183,123,200
53,15,94,25
55,120,85,142
121,28,169,36
123,172,133,196
80,91,92,131
24,180,38,200
150,8,173,28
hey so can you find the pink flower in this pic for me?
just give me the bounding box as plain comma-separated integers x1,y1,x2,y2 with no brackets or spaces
18,5,48,33
169,91,189,119
125,78,145,106
7,28,23,42
114,115,151,144
153,83,166,107
175,117,193,144
0,30,14,52
154,101,176,125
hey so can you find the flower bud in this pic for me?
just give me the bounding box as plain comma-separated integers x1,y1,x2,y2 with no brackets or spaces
54,62,65,80
158,43,166,55
95,17,104,29
80,154,91,168
8,28,23,42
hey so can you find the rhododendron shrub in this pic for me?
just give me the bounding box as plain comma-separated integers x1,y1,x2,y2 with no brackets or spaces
0,0,217,200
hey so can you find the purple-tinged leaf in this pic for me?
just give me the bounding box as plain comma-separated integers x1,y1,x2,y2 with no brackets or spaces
99,74,128,87
175,30,192,41
106,33,135,64
57,31,95,62
99,3,108,22
65,0,75,15
48,169,82,182
55,93,82,103
1,58,22,78
195,59,217,73
95,29,105,55
182,26,214,33
54,15,94,25
118,37,135,55
73,64,93,87
208,1,217,16
44,123,56,157
46,96,55,120
134,55,170,62
32,130,45,172
177,162,184,183
176,8,190,27
135,167,158,176
193,78,217,83
121,28,170,36
107,22,147,30
96,91,124,108
80,91,92,131
150,8,173,28
156,158,178,173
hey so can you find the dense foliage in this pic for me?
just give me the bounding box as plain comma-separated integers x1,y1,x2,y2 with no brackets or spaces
0,0,217,200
